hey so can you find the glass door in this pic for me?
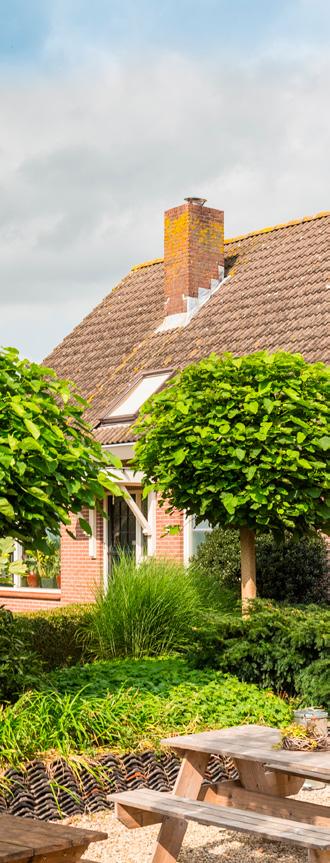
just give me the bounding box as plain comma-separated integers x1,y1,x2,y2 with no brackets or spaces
108,493,137,571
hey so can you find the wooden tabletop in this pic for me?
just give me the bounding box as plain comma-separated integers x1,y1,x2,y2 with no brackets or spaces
161,725,330,783
0,814,107,862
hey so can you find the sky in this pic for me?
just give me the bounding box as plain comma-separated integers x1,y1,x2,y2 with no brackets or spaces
0,0,329,361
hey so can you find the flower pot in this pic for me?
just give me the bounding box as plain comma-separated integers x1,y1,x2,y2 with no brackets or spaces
56,573,61,589
27,571,39,588
40,576,56,589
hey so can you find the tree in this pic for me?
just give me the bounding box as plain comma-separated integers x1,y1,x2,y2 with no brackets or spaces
0,347,120,549
134,351,330,611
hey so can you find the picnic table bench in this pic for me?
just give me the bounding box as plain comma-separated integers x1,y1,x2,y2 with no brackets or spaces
111,724,330,863
0,813,107,863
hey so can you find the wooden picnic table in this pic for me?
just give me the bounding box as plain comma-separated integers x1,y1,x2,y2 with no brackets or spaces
112,724,330,863
0,813,107,863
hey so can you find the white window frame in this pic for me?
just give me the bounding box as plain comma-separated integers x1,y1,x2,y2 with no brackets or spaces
184,514,212,565
102,489,156,590
88,508,97,559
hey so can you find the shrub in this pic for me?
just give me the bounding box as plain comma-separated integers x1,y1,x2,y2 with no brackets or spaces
0,607,42,703
256,532,329,603
15,604,93,671
190,527,240,592
79,555,210,660
191,527,329,603
188,600,330,705
296,658,330,708
1,656,291,765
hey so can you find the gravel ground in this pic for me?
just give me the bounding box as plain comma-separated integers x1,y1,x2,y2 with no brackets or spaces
67,785,330,863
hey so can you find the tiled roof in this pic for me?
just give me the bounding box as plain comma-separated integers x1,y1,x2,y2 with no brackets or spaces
45,212,330,445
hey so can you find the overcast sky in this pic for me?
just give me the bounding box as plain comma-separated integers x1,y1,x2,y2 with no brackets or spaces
0,0,329,361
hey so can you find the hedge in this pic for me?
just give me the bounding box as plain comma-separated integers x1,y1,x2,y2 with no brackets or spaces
15,604,93,671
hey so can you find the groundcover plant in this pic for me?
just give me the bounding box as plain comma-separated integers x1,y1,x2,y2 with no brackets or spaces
0,657,292,766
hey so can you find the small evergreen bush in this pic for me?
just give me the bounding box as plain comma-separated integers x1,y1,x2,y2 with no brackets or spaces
0,607,42,702
296,658,330,708
188,600,330,706
15,604,93,671
79,555,208,659
191,527,329,603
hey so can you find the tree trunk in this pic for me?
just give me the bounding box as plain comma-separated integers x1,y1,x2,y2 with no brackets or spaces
240,527,256,615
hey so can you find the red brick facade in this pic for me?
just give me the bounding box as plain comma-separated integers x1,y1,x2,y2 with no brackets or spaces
59,510,104,605
155,500,184,562
0,495,186,612
0,507,104,612
164,199,224,314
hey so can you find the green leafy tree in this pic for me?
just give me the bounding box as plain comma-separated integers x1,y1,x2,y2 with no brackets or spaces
0,347,121,548
134,352,330,610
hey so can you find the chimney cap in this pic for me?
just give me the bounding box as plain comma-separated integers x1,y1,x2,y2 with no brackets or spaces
184,196,207,206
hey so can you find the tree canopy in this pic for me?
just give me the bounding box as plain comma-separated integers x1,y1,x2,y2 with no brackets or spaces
134,351,330,538
0,347,120,548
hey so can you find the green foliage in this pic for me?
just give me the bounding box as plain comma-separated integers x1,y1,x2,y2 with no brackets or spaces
296,659,330,709
0,656,291,765
255,531,329,603
15,604,93,671
0,538,26,585
79,555,209,659
191,526,329,603
0,607,42,703
134,351,330,536
190,527,241,591
0,346,121,549
188,601,330,706
26,536,60,584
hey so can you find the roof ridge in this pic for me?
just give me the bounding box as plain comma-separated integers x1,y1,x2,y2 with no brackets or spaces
130,211,330,270
225,210,330,244
131,257,164,271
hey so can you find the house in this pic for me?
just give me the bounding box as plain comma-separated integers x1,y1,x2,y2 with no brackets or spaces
3,198,329,611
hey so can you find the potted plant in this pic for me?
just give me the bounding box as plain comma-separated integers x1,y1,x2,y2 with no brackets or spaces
35,540,60,589
27,570,39,588
24,552,39,588
280,721,328,752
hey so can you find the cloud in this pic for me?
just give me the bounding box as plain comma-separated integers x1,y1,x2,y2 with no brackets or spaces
0,37,329,360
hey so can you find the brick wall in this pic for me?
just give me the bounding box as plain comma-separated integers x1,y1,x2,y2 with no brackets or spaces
0,594,62,612
1,496,187,613
0,507,104,613
164,200,224,314
60,509,104,605
155,497,184,561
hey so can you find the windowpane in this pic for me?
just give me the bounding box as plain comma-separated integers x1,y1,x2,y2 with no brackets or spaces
191,516,212,557
110,373,171,417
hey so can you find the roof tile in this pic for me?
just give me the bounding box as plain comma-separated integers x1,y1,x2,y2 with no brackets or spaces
45,212,330,445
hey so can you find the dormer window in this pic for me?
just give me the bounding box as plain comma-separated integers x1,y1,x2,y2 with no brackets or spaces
100,370,172,425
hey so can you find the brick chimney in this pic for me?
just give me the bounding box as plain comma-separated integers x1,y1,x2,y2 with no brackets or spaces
164,197,224,317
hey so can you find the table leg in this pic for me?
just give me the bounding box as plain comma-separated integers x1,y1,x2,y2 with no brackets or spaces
34,846,88,863
309,851,330,863
234,758,303,796
150,750,209,863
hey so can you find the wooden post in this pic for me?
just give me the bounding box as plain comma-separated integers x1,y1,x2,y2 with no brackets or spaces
240,527,256,614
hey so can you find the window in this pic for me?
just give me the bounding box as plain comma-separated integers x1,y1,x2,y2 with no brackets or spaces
184,515,212,563
191,517,212,556
103,371,172,423
0,538,60,591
